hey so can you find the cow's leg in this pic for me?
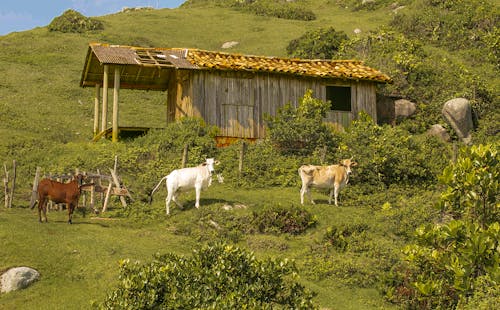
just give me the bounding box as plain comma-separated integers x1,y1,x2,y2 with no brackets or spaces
68,203,74,224
194,185,201,209
334,184,340,206
38,197,46,222
328,188,334,205
306,187,315,205
300,185,306,205
165,191,173,215
171,194,182,208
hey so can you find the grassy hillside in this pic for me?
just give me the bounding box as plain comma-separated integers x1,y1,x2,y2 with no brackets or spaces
0,0,498,309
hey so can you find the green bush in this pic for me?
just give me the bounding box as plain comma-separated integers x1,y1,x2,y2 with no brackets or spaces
336,112,449,187
438,144,499,227
98,243,317,309
287,27,349,59
246,204,317,235
265,90,337,156
385,143,500,309
48,9,104,33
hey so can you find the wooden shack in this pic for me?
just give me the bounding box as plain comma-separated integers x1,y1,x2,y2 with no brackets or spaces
80,43,391,142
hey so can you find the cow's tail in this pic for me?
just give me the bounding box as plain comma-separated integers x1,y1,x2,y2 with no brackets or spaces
30,200,38,210
148,176,168,204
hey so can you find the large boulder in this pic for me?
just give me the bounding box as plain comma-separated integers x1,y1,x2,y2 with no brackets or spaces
427,124,451,142
395,99,416,121
442,98,473,144
0,267,40,293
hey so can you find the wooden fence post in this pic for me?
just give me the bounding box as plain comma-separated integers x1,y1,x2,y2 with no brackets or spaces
102,182,113,213
110,168,127,208
9,160,16,208
3,163,9,208
29,167,41,209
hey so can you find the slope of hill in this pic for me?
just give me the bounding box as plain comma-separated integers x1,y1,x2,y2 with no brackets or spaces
0,1,498,308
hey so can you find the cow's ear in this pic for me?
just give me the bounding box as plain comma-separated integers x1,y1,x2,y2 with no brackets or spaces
351,161,358,166
201,162,208,166
215,160,220,165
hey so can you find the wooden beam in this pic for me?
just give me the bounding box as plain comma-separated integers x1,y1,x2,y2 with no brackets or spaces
101,65,109,132
93,84,100,137
112,67,120,142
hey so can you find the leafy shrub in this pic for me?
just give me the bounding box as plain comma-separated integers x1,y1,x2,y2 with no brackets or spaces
385,143,500,309
99,243,316,309
336,112,449,187
265,90,337,156
322,224,369,252
246,204,317,235
438,143,499,227
48,10,104,33
287,27,349,59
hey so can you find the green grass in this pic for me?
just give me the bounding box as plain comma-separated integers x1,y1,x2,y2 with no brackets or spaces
0,185,413,309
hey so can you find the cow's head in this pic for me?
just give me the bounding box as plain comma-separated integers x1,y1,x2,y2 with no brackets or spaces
74,174,85,186
203,158,220,174
340,158,357,175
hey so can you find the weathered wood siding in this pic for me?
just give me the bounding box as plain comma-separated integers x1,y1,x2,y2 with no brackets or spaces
167,69,378,139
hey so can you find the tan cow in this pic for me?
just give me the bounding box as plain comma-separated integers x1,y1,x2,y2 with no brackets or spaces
298,158,357,206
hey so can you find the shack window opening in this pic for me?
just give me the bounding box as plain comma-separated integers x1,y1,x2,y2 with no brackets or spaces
326,86,351,112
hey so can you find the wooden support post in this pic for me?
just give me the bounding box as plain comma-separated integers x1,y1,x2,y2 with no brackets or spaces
29,167,41,209
112,67,120,142
101,65,109,133
3,164,8,208
90,185,95,210
94,84,101,137
109,168,127,207
182,144,189,168
9,160,16,208
102,182,113,213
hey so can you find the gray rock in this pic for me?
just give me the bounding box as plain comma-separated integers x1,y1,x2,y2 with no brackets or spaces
442,98,473,144
395,99,416,120
427,124,451,142
221,41,239,49
1,267,40,293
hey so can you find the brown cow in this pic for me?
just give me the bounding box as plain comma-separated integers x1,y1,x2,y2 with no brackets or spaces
298,158,357,206
31,174,92,224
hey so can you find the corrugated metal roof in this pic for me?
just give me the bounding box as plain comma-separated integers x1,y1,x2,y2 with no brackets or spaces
80,43,391,90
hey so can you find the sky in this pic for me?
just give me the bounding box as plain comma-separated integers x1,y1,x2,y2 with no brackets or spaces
0,0,185,36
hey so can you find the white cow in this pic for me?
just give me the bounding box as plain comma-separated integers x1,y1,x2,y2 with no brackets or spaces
149,158,222,215
298,158,357,206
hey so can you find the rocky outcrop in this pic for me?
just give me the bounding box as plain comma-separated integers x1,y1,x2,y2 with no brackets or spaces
442,98,473,144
